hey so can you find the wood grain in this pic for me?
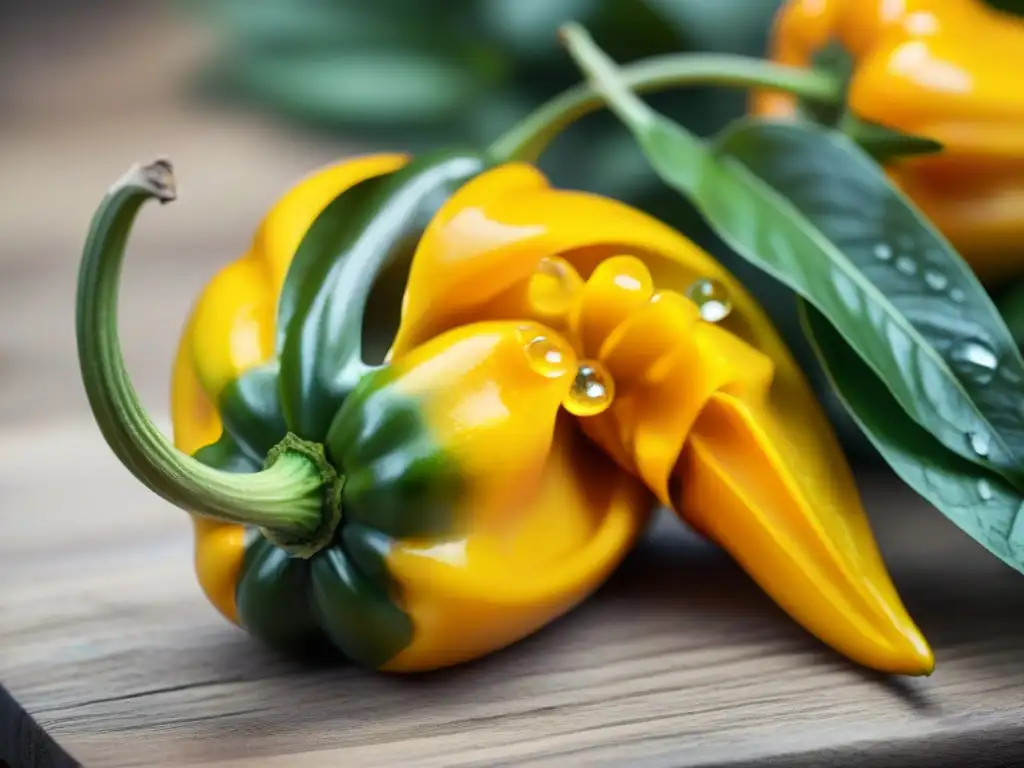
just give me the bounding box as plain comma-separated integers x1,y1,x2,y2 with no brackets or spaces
2,3,1023,766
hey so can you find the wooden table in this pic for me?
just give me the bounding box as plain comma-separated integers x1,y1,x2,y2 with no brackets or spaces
2,3,1023,766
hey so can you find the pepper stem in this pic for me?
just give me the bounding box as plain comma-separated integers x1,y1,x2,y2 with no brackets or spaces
75,159,341,558
488,43,844,164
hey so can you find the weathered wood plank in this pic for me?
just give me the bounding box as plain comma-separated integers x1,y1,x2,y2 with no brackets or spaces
3,475,1024,767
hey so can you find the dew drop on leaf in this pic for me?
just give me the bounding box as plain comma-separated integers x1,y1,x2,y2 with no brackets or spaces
895,255,917,275
968,431,991,458
873,243,893,261
950,288,965,303
977,478,994,501
563,359,614,417
949,339,998,384
923,270,948,291
685,278,732,323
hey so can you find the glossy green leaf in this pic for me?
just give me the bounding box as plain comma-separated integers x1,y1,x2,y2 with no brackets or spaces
712,120,1024,484
563,29,1024,488
837,114,944,164
800,299,1024,574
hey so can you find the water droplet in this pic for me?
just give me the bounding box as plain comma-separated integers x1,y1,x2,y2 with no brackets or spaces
895,255,917,275
949,339,998,384
950,288,965,303
977,478,994,501
523,334,574,379
923,270,948,291
685,278,732,323
563,359,615,417
873,244,893,261
968,431,991,458
528,256,582,318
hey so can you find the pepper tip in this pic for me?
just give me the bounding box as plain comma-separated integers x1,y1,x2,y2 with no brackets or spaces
871,623,934,677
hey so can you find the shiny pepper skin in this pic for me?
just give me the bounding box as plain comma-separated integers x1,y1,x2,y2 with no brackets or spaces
751,0,1024,284
173,153,933,674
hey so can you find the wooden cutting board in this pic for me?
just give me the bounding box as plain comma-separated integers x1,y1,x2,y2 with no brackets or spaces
1,2,1022,766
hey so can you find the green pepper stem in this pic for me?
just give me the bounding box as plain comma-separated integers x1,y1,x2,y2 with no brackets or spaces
488,44,843,164
75,160,341,558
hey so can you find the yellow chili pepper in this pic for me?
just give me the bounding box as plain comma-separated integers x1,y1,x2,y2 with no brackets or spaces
392,161,934,675
752,0,1024,283
78,151,932,675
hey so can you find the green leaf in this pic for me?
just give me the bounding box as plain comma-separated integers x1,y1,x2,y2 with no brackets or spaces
800,299,1024,574
838,113,944,164
225,48,491,125
189,0,401,50
190,0,472,50
710,120,1024,483
561,27,1024,489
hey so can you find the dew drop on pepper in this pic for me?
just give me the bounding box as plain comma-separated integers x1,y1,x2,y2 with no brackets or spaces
563,359,614,417
528,256,582,319
686,277,732,323
523,334,575,379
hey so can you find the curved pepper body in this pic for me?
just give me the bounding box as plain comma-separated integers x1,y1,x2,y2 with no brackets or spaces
171,153,650,671
751,0,1024,283
389,163,934,675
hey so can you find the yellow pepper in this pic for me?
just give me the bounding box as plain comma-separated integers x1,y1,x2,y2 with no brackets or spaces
77,150,933,675
751,0,1024,284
